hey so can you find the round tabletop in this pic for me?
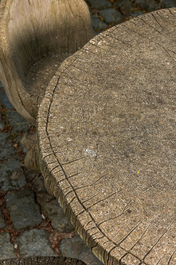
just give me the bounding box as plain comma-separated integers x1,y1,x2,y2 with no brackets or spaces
38,8,176,265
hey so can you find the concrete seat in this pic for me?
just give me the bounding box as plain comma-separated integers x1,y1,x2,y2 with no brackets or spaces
0,0,94,125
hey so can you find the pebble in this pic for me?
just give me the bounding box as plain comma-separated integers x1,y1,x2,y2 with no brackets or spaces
60,235,103,265
17,229,56,257
5,190,42,229
162,0,176,7
0,233,16,259
131,10,144,17
0,132,16,160
26,172,47,193
116,0,135,13
0,159,26,191
6,112,31,133
0,116,4,130
99,9,123,24
91,14,107,31
88,0,111,9
0,88,13,109
135,0,162,10
0,206,5,229
39,193,75,233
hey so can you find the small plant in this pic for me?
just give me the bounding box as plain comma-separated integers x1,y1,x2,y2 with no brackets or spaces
10,132,18,139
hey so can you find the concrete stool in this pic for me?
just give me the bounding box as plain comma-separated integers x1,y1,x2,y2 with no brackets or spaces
0,0,94,125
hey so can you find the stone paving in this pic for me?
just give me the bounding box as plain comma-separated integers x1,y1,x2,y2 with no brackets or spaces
0,0,175,264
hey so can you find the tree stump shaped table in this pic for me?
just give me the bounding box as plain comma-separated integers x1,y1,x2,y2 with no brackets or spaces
39,8,176,265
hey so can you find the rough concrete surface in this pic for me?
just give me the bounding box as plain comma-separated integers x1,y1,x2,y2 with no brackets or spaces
38,5,176,265
0,0,94,125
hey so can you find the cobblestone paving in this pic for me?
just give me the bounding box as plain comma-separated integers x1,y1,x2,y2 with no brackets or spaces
0,0,175,264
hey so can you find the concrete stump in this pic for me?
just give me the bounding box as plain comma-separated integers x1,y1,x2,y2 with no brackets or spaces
38,7,176,265
0,0,94,125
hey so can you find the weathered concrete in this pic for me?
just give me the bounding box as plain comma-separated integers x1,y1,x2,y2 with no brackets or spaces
0,257,87,265
0,0,94,125
38,8,176,265
1,0,176,264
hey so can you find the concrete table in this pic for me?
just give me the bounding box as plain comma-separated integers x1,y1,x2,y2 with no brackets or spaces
38,8,176,265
